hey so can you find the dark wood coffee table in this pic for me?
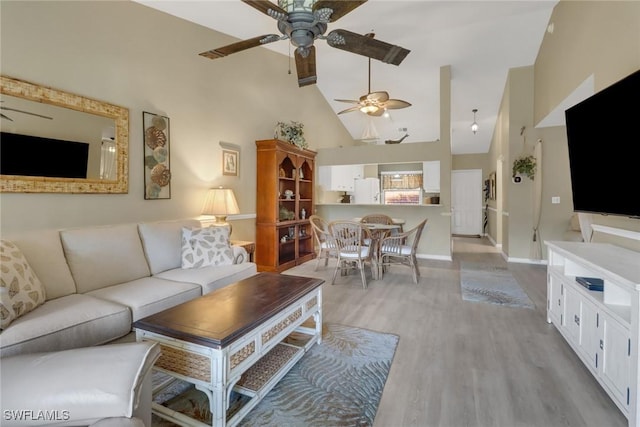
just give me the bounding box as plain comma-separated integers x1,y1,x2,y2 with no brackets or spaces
133,272,323,427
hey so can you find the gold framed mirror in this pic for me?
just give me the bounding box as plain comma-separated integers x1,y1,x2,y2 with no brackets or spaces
0,75,129,193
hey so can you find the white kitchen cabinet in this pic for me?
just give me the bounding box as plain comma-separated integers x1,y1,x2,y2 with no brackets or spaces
546,241,640,425
318,164,364,192
422,161,440,193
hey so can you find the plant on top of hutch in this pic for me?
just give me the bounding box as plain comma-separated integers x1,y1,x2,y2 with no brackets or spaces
274,121,307,149
255,139,316,272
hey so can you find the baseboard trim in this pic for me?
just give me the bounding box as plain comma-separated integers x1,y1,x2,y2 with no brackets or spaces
506,257,547,265
416,253,452,262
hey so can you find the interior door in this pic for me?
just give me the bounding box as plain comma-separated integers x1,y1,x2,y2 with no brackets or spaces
451,169,483,236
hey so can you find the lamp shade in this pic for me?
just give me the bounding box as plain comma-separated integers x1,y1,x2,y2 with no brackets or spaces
201,187,239,223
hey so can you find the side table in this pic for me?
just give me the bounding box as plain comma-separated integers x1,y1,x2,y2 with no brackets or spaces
232,240,255,262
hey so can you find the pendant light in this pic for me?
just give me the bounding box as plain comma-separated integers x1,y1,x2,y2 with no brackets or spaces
471,109,479,134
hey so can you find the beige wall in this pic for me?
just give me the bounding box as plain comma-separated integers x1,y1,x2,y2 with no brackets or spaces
314,66,453,259
535,1,640,124
0,1,355,240
316,141,451,259
534,0,640,252
482,1,640,259
3,1,638,256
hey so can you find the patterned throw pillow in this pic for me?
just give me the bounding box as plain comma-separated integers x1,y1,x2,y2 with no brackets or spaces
181,226,235,269
0,240,46,330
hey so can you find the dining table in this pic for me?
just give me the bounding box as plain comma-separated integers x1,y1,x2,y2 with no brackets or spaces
361,222,401,280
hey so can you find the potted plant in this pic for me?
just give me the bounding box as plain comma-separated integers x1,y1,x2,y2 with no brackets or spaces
275,121,307,149
512,155,536,181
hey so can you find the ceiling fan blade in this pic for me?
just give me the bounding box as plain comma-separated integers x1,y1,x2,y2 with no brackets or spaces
326,29,410,65
334,99,360,104
384,99,412,109
313,1,367,22
199,34,280,59
364,91,389,103
295,46,317,87
1,106,53,120
241,0,288,19
337,105,363,115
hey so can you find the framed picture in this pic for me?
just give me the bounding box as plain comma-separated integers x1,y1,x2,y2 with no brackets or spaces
143,112,171,199
223,149,239,176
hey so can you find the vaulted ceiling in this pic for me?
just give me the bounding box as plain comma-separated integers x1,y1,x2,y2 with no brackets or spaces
134,0,558,154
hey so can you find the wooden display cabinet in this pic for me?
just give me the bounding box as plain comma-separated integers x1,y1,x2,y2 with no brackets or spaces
255,139,316,272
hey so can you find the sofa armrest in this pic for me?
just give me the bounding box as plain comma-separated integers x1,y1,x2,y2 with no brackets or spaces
232,245,248,264
1,342,160,426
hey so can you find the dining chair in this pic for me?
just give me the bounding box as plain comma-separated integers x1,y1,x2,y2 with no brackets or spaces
328,220,373,289
359,213,395,244
309,215,338,270
360,214,395,226
379,219,428,284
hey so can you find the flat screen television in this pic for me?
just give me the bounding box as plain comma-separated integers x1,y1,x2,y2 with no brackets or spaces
0,132,89,179
564,69,640,219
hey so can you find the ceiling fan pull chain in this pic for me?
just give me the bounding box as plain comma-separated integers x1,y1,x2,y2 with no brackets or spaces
368,57,372,94
288,43,292,74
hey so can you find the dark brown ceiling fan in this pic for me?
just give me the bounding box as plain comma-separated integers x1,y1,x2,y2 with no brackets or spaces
199,0,410,87
335,33,411,116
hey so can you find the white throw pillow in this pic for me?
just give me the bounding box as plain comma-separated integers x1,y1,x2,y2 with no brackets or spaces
181,226,234,269
0,240,46,329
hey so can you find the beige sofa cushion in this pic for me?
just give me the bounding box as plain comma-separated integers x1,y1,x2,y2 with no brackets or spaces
0,240,47,329
138,219,201,275
0,293,131,358
87,276,201,322
155,262,257,294
61,224,151,293
4,229,77,300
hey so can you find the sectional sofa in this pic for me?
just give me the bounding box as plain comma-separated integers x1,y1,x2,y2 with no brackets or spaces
0,218,257,425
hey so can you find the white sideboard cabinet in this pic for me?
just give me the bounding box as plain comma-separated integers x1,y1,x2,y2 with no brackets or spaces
546,241,640,426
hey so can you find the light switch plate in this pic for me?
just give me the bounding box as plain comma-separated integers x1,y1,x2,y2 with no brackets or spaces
552,196,560,204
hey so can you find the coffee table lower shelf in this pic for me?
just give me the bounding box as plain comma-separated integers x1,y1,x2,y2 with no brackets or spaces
135,274,324,427
152,333,315,427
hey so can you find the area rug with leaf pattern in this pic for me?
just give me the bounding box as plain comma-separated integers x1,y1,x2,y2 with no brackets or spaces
460,261,535,309
151,323,399,426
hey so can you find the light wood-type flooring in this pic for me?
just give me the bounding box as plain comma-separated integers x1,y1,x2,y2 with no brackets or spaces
284,236,628,427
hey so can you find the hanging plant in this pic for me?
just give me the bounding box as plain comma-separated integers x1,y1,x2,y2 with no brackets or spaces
275,121,307,149
512,155,537,180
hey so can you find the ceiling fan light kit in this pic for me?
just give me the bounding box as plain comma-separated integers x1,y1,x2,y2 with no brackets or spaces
199,1,410,88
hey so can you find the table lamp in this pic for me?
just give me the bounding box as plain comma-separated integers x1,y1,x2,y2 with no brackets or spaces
201,187,239,227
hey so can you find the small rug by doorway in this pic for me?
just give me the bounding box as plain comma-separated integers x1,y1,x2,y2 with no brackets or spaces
151,323,399,426
460,261,535,309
